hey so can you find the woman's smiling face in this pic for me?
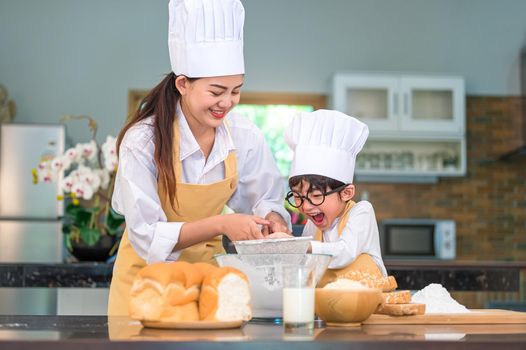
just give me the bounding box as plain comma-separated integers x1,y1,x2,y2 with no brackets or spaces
177,74,244,129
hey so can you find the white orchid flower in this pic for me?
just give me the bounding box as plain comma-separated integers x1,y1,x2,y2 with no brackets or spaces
103,154,118,172
64,147,81,163
39,169,56,183
95,169,111,189
60,175,75,193
73,165,101,192
71,181,94,200
76,140,98,162
50,155,72,174
34,131,120,208
37,160,50,171
35,160,57,183
101,136,116,154
102,136,118,172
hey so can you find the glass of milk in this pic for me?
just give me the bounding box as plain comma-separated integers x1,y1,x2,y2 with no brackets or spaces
282,264,315,335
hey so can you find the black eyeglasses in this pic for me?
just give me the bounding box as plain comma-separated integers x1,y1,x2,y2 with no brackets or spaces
285,184,348,208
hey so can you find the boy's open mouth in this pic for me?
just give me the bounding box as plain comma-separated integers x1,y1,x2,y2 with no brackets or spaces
311,213,325,225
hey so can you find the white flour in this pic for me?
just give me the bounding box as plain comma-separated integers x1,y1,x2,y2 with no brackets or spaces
411,283,470,314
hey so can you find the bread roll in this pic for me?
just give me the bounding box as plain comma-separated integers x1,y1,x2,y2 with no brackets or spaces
199,267,252,322
129,261,210,321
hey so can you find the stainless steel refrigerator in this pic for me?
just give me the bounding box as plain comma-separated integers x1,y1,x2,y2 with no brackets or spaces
0,123,65,314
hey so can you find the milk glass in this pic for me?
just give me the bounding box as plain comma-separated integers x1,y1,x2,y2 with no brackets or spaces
282,265,315,335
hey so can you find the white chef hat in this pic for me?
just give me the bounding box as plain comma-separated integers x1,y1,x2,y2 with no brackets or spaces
285,109,369,184
168,0,245,77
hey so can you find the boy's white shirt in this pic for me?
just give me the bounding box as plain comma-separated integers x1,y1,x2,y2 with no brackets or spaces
302,200,387,276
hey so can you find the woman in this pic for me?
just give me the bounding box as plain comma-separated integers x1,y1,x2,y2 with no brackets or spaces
108,0,290,316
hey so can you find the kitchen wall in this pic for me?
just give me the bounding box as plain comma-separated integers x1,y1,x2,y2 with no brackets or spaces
1,0,526,143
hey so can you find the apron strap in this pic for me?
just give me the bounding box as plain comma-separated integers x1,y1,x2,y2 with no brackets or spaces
314,200,356,241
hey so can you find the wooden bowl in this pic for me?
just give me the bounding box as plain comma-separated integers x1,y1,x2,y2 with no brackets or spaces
315,288,382,326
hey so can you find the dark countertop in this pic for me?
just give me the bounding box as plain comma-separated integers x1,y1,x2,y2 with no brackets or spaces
0,315,525,350
0,260,523,291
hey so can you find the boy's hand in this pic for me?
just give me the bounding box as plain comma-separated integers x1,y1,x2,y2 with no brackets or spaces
262,211,290,236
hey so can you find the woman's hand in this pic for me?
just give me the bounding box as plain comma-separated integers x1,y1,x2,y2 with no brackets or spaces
262,211,290,236
220,213,270,241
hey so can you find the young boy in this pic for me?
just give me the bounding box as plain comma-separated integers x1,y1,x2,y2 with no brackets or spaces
285,109,387,285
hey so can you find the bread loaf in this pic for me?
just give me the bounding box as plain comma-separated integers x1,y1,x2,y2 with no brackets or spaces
375,303,426,316
129,262,251,323
199,267,252,322
381,290,411,304
129,261,208,321
158,301,200,322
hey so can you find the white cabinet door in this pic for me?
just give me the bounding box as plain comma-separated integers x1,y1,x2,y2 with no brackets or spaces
399,76,465,135
332,74,399,132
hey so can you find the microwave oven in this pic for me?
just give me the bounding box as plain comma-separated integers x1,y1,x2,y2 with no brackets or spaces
379,219,456,260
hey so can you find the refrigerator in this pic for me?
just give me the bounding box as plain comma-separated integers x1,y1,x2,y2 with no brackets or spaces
0,123,65,314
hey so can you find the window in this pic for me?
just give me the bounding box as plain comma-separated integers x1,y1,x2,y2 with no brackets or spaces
235,92,326,177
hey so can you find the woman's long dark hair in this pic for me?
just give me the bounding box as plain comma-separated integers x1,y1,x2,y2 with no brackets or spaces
116,72,191,209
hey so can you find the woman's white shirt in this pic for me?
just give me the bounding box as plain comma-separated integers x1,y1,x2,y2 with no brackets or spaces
302,201,387,276
112,107,290,264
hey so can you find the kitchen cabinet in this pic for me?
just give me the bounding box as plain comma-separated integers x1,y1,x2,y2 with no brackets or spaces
332,73,465,136
355,136,466,182
331,73,466,182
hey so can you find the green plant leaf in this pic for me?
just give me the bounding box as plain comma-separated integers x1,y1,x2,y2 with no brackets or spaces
65,203,93,227
65,234,73,251
105,207,125,236
79,227,100,246
62,223,71,234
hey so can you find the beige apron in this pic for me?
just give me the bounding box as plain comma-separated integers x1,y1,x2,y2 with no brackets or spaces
107,119,238,316
315,201,382,287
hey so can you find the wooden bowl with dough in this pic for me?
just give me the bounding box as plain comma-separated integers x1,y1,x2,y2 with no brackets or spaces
315,288,382,326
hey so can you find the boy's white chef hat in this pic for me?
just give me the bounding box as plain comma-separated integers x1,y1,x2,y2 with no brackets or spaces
285,109,369,184
168,0,245,77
